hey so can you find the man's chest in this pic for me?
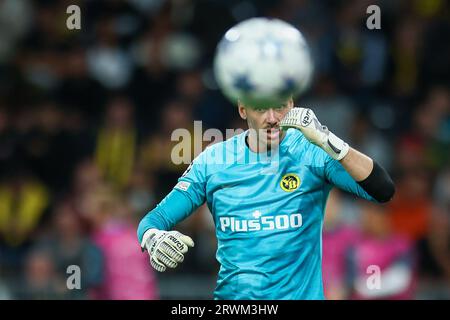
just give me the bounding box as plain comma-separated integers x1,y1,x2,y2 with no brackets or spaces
204,159,327,229
206,159,324,198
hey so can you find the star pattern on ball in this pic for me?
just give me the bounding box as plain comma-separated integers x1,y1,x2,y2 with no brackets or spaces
279,77,298,96
232,74,255,93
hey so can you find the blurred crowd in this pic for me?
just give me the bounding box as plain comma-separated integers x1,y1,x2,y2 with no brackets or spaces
0,0,449,299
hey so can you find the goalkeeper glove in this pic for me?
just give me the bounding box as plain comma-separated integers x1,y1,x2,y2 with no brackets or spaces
141,228,194,272
280,107,350,161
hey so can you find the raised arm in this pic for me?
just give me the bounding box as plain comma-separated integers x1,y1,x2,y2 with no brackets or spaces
339,147,373,181
281,107,395,203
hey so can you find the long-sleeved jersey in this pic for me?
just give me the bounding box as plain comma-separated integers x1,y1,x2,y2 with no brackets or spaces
137,128,375,299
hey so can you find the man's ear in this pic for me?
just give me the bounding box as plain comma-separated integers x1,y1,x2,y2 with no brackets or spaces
238,101,247,120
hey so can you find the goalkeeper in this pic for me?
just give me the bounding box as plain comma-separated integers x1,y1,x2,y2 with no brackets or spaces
137,100,395,299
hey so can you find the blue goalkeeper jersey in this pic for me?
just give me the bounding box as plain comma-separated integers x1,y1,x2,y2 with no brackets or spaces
137,128,375,300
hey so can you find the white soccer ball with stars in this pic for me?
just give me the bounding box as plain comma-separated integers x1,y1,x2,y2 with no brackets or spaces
213,17,314,109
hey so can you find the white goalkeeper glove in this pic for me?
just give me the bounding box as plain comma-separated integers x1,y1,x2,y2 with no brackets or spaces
141,228,194,272
280,107,350,161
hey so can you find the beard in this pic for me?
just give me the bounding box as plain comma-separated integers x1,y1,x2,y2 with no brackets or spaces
246,127,285,153
256,128,282,151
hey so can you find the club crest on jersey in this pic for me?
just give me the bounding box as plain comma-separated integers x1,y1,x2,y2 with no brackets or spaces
280,173,300,192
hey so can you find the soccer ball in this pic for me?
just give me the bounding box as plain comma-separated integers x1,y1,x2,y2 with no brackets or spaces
213,17,314,108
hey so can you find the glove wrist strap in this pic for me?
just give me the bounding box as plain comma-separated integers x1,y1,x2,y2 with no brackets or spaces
141,228,159,250
324,132,349,161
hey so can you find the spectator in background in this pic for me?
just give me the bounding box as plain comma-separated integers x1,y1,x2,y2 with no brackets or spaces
95,96,137,190
58,107,96,187
138,98,194,200
417,167,450,299
175,70,235,132
34,201,104,299
0,260,12,299
125,165,157,222
15,248,67,300
86,16,134,90
322,189,359,300
0,0,32,64
24,101,68,192
69,159,107,220
392,87,449,174
431,168,450,282
390,16,423,98
0,107,17,178
347,201,416,300
129,20,176,132
0,167,49,275
348,111,394,172
389,88,449,265
388,169,432,244
0,277,11,299
421,86,450,170
80,184,158,300
55,45,106,125
331,0,388,95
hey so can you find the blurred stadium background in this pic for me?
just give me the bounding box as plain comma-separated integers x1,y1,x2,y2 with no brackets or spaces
0,0,449,300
